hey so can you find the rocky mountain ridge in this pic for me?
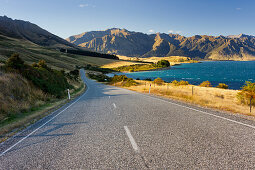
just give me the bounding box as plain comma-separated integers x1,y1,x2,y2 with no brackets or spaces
67,28,255,60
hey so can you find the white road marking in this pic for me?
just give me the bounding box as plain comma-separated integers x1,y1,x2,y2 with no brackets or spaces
109,96,110,99
124,126,139,152
108,85,255,130
0,71,88,157
113,103,117,108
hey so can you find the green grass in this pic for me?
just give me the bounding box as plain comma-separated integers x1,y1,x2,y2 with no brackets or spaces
0,34,121,71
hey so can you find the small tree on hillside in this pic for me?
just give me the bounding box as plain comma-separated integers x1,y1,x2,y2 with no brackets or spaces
217,83,228,89
156,60,170,68
199,81,212,87
237,81,255,112
5,53,24,70
153,77,164,85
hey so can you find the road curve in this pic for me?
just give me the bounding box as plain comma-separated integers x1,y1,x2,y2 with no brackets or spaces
1,69,255,169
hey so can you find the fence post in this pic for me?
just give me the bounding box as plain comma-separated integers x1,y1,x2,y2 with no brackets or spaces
192,86,194,96
250,97,252,113
149,84,151,94
67,89,71,100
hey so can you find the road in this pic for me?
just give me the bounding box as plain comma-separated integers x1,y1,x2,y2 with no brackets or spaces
1,69,255,169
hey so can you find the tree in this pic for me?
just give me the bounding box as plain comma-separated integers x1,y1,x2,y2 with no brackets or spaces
199,81,212,87
156,60,170,68
5,53,24,70
216,83,228,89
237,81,255,112
153,77,164,85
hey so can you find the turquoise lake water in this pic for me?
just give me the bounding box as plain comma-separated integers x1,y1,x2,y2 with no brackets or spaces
121,61,255,90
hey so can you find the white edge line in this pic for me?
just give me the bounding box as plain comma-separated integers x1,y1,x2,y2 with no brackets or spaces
143,94,255,130
113,103,116,108
109,96,110,99
124,126,139,152
111,85,255,130
0,71,88,157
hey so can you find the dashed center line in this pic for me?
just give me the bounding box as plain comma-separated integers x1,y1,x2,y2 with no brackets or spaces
113,103,116,108
124,126,139,152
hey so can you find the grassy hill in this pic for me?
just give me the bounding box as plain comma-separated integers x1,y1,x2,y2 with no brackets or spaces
0,34,123,71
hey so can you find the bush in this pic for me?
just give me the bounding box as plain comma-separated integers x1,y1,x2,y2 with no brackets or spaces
5,53,25,70
153,77,164,85
87,73,111,82
121,78,137,87
171,80,179,86
179,80,189,85
171,80,189,86
156,60,170,68
199,81,212,87
4,55,72,98
217,83,228,89
111,75,128,83
237,81,255,107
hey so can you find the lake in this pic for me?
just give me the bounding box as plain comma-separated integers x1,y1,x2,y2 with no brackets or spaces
120,61,255,90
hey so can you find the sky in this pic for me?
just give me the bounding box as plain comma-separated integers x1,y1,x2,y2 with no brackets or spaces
0,0,254,39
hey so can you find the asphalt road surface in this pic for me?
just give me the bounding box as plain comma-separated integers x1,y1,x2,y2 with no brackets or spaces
1,69,255,169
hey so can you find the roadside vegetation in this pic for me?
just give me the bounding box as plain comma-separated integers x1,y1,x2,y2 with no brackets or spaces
0,54,85,140
87,70,255,117
113,60,170,72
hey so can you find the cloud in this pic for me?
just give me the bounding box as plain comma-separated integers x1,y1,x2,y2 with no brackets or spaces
236,8,242,10
148,29,155,33
79,4,89,8
168,30,182,34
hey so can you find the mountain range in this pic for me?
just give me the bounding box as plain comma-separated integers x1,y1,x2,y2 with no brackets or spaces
67,28,255,60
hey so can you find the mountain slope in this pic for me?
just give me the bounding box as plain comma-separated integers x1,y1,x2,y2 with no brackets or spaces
67,28,255,60
0,16,77,49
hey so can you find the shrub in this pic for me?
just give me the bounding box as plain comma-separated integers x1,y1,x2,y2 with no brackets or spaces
111,75,128,83
199,81,212,87
171,80,179,86
217,83,228,89
4,55,72,98
156,60,170,68
5,53,25,70
153,77,164,85
87,73,111,82
179,80,189,85
122,78,137,87
237,81,255,107
144,78,152,81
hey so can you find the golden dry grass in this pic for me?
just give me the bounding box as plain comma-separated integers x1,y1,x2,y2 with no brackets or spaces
116,55,199,66
119,80,255,117
0,76,86,142
101,61,144,68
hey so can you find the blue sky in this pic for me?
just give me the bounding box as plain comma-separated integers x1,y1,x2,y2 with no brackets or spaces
0,0,254,38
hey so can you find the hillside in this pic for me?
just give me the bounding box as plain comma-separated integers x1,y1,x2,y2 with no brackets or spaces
67,28,255,60
0,16,123,70
0,16,77,49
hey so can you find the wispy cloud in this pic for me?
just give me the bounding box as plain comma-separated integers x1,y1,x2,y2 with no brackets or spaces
79,4,89,8
148,29,155,33
168,30,182,34
236,8,242,10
